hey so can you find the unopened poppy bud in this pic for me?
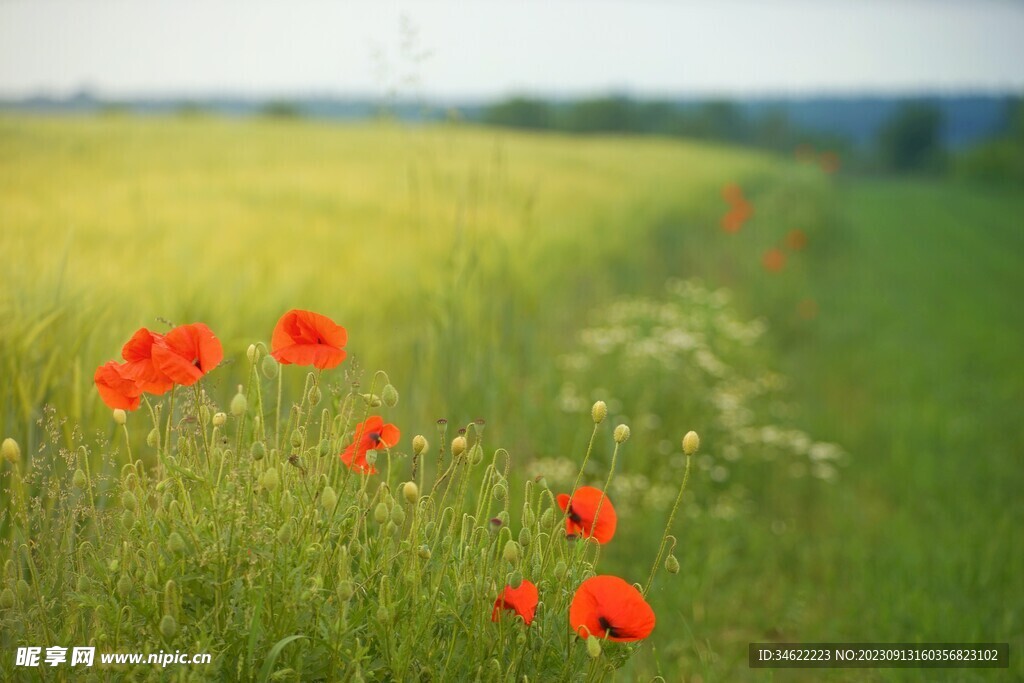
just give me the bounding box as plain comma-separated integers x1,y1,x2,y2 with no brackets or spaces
145,570,158,589
261,355,278,379
167,532,186,555
318,439,330,457
459,582,473,603
469,443,483,465
683,430,700,455
230,388,247,416
613,424,631,444
146,428,160,448
592,401,607,424
337,581,354,601
418,545,431,560
72,468,88,489
412,435,428,456
16,579,30,602
365,450,378,466
280,491,294,517
451,435,467,458
113,409,127,425
77,575,90,593
212,412,227,427
553,560,567,580
381,383,399,408
277,521,292,544
290,430,303,448
0,587,14,609
502,540,520,564
246,344,258,363
1,438,19,464
540,507,554,527
321,486,338,511
390,506,406,526
117,574,132,598
376,605,389,623
121,490,137,511
199,406,210,426
509,570,523,589
518,527,532,546
159,614,178,639
164,580,179,614
261,466,279,491
489,517,503,534
666,554,680,574
586,636,602,658
403,482,419,504
497,510,510,527
374,502,388,525
361,393,382,407
251,442,266,460
308,386,322,406
492,483,507,501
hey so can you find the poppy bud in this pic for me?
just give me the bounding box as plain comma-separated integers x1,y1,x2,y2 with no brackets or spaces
586,636,602,658
121,509,134,529
469,443,483,465
230,388,247,416
493,483,507,501
381,384,399,408
540,507,554,528
72,468,88,489
16,579,30,602
280,490,294,517
251,442,266,461
390,506,406,526
121,490,137,512
459,582,473,603
682,430,700,455
246,344,258,363
553,560,567,580
164,580,179,616
113,409,127,425
1,438,19,464
518,527,532,547
496,510,510,527
489,517,503,534
321,486,338,511
77,575,90,593
318,439,331,457
212,412,227,427
145,570,158,590
199,406,210,426
365,450,378,466
117,574,132,598
451,436,467,458
592,401,607,424
261,355,278,379
402,481,419,504
613,424,630,443
374,502,389,525
337,581,354,602
308,386,322,406
376,605,389,623
509,570,523,589
159,614,178,639
666,554,680,574
290,430,304,449
502,540,521,564
361,393,382,407
167,532,186,555
412,435,428,456
418,545,431,560
261,466,279,491
0,587,15,609
277,521,292,544
146,428,160,448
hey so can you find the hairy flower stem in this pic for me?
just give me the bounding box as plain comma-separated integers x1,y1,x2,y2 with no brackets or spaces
644,453,692,595
588,440,621,547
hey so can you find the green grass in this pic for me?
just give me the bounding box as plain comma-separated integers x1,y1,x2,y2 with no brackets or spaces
1,115,1022,681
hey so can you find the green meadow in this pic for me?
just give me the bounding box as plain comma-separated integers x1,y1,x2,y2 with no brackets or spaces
1,115,1021,681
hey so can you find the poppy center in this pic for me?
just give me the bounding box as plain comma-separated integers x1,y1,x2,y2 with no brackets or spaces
598,616,620,638
368,431,381,445
192,357,202,370
567,505,583,524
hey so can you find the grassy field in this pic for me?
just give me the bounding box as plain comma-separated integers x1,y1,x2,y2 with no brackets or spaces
1,116,1021,681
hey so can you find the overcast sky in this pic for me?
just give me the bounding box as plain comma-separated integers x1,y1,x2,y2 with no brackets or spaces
2,0,1023,98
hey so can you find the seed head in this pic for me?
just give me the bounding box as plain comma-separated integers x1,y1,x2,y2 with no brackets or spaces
451,436,467,458
683,430,701,455
613,424,631,444
591,401,607,424
230,388,247,416
412,435,428,456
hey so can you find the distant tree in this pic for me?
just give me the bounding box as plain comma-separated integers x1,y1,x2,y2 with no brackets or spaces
560,96,635,133
260,100,303,119
878,102,944,172
956,98,1024,187
482,97,552,130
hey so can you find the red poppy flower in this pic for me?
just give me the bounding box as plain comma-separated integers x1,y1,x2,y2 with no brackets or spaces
762,248,786,272
720,200,753,234
569,575,655,642
120,328,174,395
151,323,223,386
556,486,617,544
340,416,400,475
271,309,347,370
798,298,819,320
785,229,808,251
94,361,142,411
721,183,745,205
492,580,539,625
820,150,840,174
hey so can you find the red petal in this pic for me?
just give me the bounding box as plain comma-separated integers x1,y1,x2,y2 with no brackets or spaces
94,362,141,411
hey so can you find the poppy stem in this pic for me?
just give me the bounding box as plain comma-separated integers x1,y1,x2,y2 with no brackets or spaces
588,440,621,550
644,453,692,596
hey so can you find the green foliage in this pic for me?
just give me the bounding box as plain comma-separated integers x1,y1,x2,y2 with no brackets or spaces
956,98,1024,187
877,101,945,172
